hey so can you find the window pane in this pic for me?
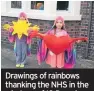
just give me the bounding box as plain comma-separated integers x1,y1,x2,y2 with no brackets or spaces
11,1,22,9
57,1,69,10
31,1,44,10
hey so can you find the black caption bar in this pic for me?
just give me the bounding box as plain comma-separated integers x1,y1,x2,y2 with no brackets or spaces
1,69,94,91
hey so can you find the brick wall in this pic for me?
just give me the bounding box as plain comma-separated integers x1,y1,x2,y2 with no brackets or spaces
76,1,91,59
76,1,94,60
88,1,94,59
1,1,94,60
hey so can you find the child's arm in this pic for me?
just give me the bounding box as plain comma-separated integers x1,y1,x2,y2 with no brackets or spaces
76,40,87,43
65,31,84,44
8,26,15,43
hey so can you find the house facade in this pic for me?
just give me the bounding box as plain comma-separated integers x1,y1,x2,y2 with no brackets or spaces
1,1,94,60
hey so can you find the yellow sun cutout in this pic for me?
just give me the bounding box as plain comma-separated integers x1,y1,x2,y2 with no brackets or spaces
3,20,40,39
12,20,31,39
3,24,11,30
31,25,40,31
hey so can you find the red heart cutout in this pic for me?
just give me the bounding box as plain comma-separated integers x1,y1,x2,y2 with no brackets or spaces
30,33,88,55
42,35,88,55
43,35,72,54
43,35,87,54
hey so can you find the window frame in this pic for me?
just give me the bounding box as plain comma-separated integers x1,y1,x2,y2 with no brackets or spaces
56,1,69,11
11,1,22,9
1,1,81,21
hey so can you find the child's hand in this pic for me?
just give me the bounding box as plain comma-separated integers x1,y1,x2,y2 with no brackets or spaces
9,26,14,32
76,40,82,43
29,31,38,38
28,29,32,35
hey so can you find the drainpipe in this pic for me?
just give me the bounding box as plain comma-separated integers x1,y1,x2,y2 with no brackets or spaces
85,1,92,58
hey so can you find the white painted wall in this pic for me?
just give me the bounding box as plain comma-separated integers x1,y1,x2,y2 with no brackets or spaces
1,1,81,21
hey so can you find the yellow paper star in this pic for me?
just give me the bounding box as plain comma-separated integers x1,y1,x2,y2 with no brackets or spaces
31,25,40,31
12,20,31,39
3,24,10,31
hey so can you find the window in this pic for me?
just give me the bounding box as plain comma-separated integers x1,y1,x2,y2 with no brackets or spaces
1,1,81,20
57,1,69,10
11,1,22,9
31,1,44,10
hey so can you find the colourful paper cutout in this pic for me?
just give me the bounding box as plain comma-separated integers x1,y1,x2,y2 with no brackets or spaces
31,25,40,31
12,20,31,39
3,20,40,39
30,33,88,55
3,24,10,30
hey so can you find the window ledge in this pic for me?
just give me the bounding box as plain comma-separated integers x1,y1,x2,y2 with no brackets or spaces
1,12,81,21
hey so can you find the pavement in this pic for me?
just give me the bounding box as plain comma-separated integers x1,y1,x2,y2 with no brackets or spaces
1,44,94,69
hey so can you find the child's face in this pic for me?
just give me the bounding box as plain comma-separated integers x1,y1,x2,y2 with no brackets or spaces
56,20,63,29
19,16,26,20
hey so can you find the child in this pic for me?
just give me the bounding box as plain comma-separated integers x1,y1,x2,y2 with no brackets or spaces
37,16,77,69
8,12,31,68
